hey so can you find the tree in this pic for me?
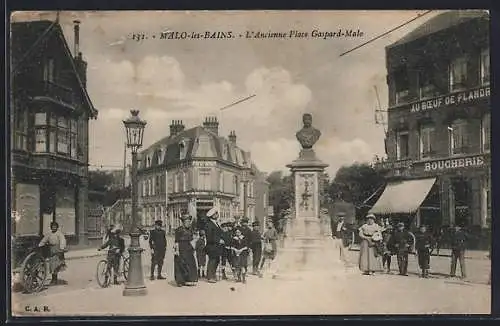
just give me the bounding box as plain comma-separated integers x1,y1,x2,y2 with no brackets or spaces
328,163,385,207
88,170,131,207
266,171,294,227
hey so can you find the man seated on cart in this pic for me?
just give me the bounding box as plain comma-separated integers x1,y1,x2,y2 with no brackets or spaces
98,225,125,285
38,221,67,285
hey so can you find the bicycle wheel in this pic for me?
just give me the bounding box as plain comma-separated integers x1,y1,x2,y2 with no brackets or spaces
20,252,47,293
122,257,130,281
96,260,111,288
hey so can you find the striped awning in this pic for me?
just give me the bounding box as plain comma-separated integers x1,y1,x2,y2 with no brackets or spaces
369,178,436,215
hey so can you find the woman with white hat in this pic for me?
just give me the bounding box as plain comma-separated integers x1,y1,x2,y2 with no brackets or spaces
358,214,383,275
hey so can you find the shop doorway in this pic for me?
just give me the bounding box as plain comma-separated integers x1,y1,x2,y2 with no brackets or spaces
420,182,441,234
451,177,472,227
196,208,210,231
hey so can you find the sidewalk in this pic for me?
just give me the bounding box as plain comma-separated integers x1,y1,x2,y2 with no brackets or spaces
348,246,489,260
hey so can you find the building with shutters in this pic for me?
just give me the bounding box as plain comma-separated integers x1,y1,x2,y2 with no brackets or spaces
137,117,269,233
371,11,490,244
10,19,98,251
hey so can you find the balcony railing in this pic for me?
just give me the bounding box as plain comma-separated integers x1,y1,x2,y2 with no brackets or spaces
33,81,76,106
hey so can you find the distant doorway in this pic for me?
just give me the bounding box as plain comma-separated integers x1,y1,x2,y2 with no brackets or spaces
196,209,209,231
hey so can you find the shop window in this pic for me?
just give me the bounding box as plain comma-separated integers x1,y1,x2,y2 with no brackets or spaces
394,69,410,105
480,48,490,85
419,125,435,159
396,131,409,159
55,187,76,235
481,113,490,153
449,119,469,155
419,69,438,99
449,57,468,91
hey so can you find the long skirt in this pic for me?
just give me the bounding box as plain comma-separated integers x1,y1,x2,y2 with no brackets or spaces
358,240,382,273
174,251,198,285
48,247,66,274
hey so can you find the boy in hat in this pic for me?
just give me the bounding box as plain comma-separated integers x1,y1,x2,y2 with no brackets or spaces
149,220,167,280
415,224,433,278
98,225,125,285
392,222,414,276
249,221,263,275
332,212,349,262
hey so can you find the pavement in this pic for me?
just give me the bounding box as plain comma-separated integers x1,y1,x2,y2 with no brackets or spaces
11,239,491,316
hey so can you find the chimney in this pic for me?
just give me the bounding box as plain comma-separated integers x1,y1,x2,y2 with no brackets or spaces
203,116,219,135
73,20,81,56
228,130,237,145
169,120,185,137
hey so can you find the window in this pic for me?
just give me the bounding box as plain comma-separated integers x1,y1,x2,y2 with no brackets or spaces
35,129,47,152
157,149,163,164
419,125,435,159
198,168,211,191
14,108,28,151
179,141,187,160
480,48,490,85
482,113,491,153
177,173,183,193
219,171,224,192
394,69,410,105
449,57,467,91
155,176,160,195
183,172,187,192
396,131,409,159
56,117,70,154
450,119,469,155
43,58,55,82
70,119,77,158
234,176,239,195
419,69,438,99
142,180,147,197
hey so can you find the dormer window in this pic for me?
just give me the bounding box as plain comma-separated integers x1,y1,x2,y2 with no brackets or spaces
147,156,151,167
179,141,187,160
43,58,55,82
449,57,468,91
222,144,229,160
157,149,162,164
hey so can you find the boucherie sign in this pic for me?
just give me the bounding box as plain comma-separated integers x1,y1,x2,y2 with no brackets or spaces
410,86,490,113
422,155,486,172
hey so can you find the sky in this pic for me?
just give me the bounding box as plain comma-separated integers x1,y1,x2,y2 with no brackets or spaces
13,10,445,176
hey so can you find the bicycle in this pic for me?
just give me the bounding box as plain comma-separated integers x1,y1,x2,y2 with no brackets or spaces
95,251,130,288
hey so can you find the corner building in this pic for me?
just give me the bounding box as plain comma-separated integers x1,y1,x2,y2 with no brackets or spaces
371,11,490,245
137,117,269,233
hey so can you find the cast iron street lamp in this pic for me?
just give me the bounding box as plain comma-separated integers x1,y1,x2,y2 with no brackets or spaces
123,109,147,296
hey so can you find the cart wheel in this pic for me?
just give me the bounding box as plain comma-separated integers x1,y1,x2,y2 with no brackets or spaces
19,252,47,293
122,257,130,281
96,260,111,288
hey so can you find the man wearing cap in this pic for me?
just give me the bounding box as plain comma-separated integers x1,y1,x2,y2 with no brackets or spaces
220,221,234,280
392,222,414,276
205,207,225,283
415,224,433,278
149,220,167,280
249,221,263,274
331,212,349,262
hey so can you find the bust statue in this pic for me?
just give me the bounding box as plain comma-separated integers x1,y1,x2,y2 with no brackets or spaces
296,113,321,149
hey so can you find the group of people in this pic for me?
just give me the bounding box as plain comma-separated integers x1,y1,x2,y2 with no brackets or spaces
146,206,280,287
333,212,470,280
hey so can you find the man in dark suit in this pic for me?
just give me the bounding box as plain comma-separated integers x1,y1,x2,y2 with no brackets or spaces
149,220,167,280
205,207,225,283
449,224,468,280
331,212,349,262
392,222,414,276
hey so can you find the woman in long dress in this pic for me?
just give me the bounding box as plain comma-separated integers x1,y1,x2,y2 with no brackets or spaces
358,214,383,275
174,215,198,286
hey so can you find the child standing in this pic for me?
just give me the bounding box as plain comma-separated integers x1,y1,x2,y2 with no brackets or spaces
230,228,249,283
195,230,207,278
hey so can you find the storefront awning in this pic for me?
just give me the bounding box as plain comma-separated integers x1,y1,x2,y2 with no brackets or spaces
369,178,436,215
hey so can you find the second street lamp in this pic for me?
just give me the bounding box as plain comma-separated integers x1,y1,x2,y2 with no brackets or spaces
123,109,147,297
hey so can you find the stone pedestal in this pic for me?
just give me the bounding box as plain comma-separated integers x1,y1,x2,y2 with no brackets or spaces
272,149,346,277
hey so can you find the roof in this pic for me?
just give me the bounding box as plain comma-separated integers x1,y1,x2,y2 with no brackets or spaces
140,125,255,170
388,10,489,48
11,20,98,118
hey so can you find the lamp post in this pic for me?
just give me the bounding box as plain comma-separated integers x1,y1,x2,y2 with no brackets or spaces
122,110,147,296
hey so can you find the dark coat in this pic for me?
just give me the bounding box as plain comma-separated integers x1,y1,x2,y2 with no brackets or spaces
391,230,414,253
415,231,433,251
331,220,350,239
450,229,468,251
100,236,125,254
249,229,262,245
149,228,167,251
205,219,224,257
